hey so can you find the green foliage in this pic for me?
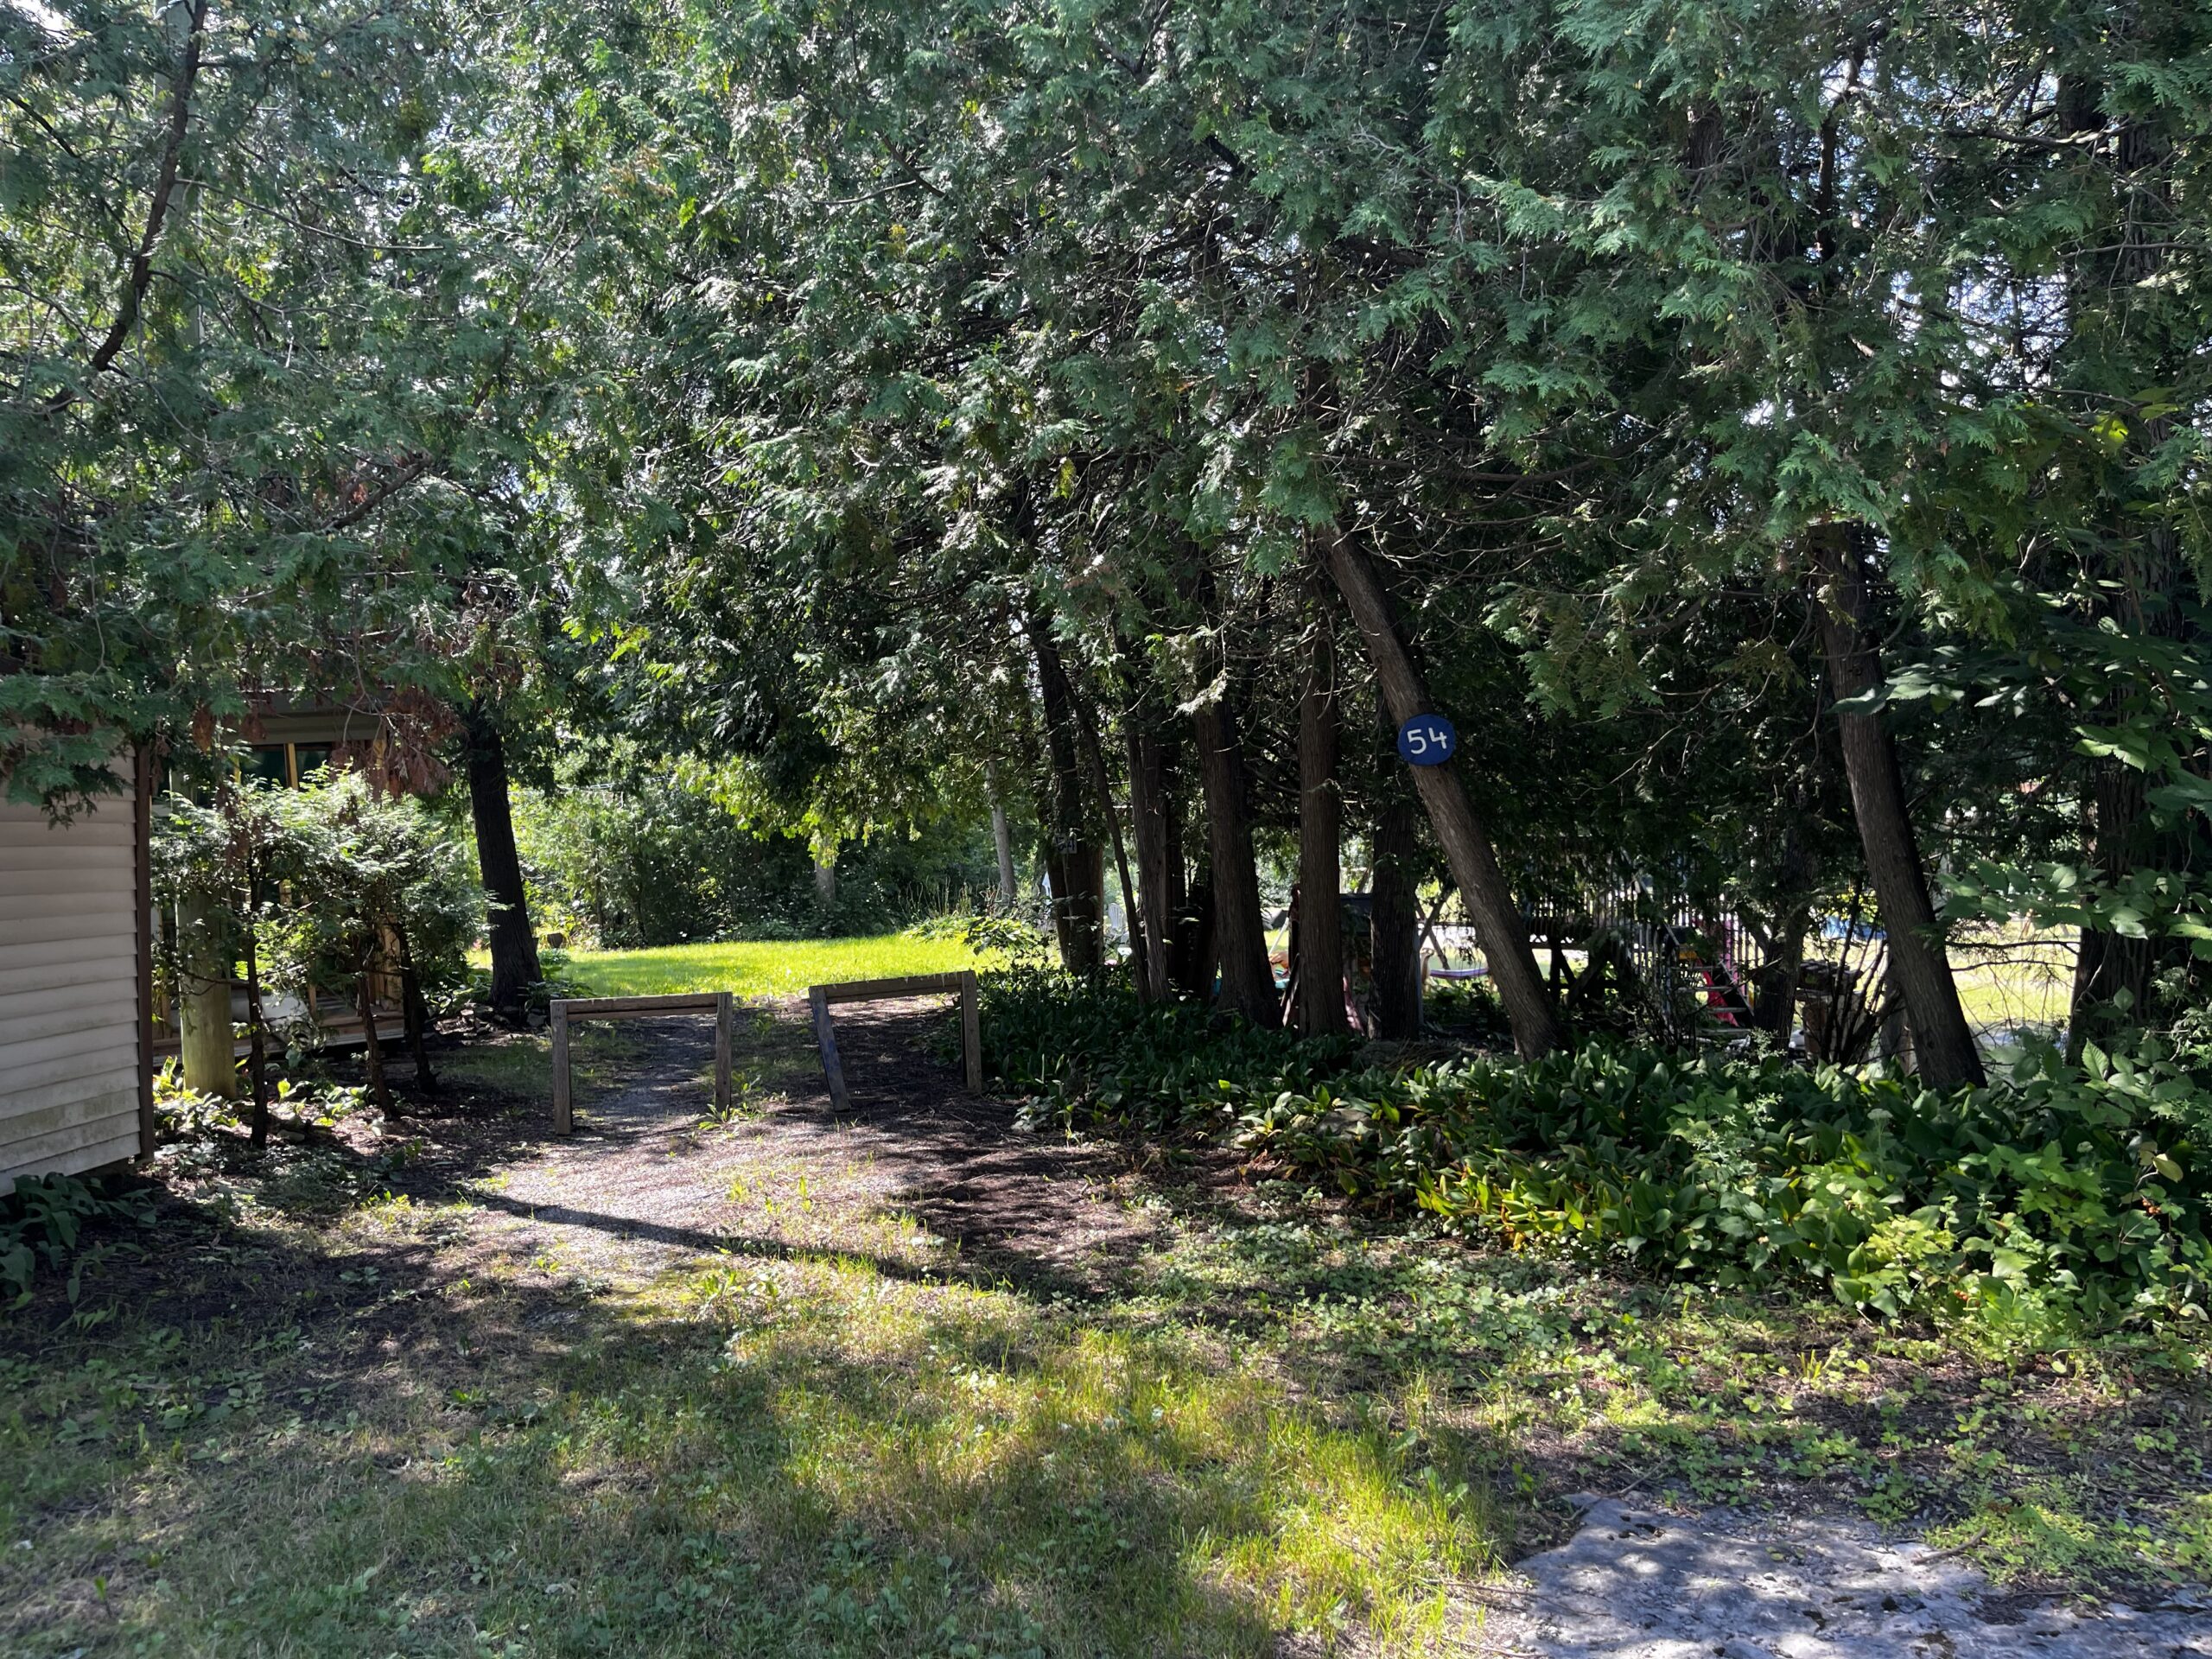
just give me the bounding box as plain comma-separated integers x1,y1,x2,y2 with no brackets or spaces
512,775,1002,948
273,772,480,1005
151,773,479,1072
2,0,588,802
987,973,2212,1333
0,1173,152,1307
980,968,1360,1135
1257,1044,2212,1335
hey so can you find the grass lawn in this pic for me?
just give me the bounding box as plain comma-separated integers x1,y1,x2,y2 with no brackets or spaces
546,931,999,1000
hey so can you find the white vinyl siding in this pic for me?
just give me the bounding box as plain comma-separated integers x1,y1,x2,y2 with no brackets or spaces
0,764,143,1193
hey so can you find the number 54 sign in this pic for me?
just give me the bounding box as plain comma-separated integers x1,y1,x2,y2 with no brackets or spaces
1395,714,1459,766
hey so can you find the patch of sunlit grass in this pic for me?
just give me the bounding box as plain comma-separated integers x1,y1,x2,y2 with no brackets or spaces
554,932,1001,1000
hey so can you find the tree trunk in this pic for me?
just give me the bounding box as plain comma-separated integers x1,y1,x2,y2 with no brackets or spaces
1751,910,1809,1042
1127,724,1175,1001
176,890,237,1100
1297,602,1346,1034
1370,769,1424,1040
1193,694,1277,1027
2069,749,2172,1057
2061,84,2206,1046
1751,823,1816,1041
395,921,437,1092
463,705,539,1022
1074,682,1152,997
1806,524,1985,1089
1025,607,1104,975
1175,870,1217,1004
242,864,270,1147
812,849,837,912
986,760,1019,907
1319,527,1560,1058
358,969,393,1118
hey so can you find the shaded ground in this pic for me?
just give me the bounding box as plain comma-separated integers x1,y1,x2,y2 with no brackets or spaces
2,996,2208,1656
1466,1499,2212,1657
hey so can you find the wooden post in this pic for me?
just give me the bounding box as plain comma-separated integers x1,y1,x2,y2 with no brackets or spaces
810,985,850,1112
550,999,571,1135
959,969,982,1094
714,991,734,1115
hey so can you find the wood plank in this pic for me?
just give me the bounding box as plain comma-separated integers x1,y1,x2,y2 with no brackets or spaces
0,889,139,925
0,1103,139,1173
0,912,137,950
959,970,983,1094
0,1065,149,1122
0,855,135,890
0,976,142,1024
0,811,133,846
816,973,966,1004
3,1044,143,1096
714,992,733,1116
0,1018,139,1076
556,993,724,1018
0,997,138,1050
810,986,850,1113
551,1007,571,1135
0,1083,137,1154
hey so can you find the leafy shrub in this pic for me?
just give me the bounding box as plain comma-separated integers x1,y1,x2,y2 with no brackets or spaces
981,966,1360,1134
982,970,2212,1332
153,1058,366,1142
1243,1039,2212,1329
2,1173,154,1306
512,779,1004,947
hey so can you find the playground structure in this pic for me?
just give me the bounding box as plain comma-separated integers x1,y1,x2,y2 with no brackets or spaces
1274,871,1930,1058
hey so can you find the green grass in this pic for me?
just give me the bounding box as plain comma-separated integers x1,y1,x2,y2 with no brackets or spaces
8,1007,2209,1656
552,931,997,1000
0,1107,1501,1656
9,1154,2207,1656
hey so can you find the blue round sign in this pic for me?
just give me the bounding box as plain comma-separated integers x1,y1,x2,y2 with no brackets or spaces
1395,713,1459,766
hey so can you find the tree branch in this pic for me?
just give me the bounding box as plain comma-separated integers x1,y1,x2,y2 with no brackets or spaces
51,0,210,408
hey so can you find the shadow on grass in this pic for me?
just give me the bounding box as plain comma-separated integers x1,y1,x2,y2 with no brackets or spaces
0,1205,1491,1656
0,1012,1504,1658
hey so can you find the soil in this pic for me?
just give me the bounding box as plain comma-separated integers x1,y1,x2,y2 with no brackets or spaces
446,996,1173,1296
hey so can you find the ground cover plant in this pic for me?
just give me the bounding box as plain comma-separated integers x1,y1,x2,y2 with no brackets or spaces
986,972,2212,1343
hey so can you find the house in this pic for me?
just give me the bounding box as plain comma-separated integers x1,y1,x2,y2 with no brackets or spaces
1,699,412,1192
0,750,154,1194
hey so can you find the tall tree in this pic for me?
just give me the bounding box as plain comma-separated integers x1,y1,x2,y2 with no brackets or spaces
1296,590,1346,1034
463,703,540,1021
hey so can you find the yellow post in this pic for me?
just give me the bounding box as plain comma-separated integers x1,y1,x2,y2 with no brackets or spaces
176,892,238,1099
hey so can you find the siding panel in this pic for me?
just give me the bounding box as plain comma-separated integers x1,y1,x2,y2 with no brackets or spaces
0,757,145,1192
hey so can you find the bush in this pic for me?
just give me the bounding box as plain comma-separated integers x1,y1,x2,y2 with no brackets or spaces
980,966,1360,1135
1243,1039,2212,1329
981,970,2212,1332
512,779,1004,947
2,1173,154,1306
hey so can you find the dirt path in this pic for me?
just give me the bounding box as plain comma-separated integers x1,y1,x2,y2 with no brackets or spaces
459,996,1164,1299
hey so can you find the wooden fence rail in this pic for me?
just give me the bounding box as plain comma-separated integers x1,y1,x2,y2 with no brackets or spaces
808,970,982,1113
550,991,733,1135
